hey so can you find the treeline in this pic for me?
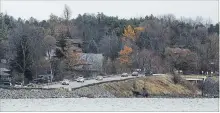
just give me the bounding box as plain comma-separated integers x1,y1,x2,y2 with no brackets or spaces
0,5,219,83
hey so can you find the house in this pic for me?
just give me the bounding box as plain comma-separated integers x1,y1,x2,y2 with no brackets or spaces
0,59,11,83
49,38,83,59
44,38,104,78
72,53,104,77
0,68,11,82
79,53,104,71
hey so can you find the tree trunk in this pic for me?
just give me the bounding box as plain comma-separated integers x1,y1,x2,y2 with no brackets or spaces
22,45,26,85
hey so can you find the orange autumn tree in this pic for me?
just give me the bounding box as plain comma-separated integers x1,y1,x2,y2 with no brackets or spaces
119,25,144,72
119,45,133,65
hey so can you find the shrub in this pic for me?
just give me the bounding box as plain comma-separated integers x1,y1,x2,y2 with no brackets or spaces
173,75,197,93
86,94,95,98
173,74,183,84
78,93,94,98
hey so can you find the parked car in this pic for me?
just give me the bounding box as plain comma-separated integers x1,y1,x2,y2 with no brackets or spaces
61,79,70,85
76,76,85,82
96,76,103,81
145,71,153,76
32,79,39,84
14,82,22,87
121,73,128,77
3,81,12,86
27,83,35,87
132,71,138,76
135,69,141,73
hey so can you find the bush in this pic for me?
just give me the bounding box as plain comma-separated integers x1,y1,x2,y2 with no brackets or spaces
173,75,197,92
78,93,94,98
173,74,182,84
182,80,197,93
86,94,95,98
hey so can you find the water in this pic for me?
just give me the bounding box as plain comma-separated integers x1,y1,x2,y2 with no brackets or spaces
1,98,218,111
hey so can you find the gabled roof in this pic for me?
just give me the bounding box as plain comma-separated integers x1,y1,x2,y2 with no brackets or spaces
78,53,104,71
0,68,10,72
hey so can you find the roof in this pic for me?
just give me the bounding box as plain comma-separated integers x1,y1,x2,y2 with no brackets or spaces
169,48,191,54
78,53,104,71
0,68,10,72
66,38,83,44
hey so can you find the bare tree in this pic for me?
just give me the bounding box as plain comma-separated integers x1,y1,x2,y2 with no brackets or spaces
63,4,72,38
63,4,72,21
43,35,56,75
8,23,44,84
164,47,199,74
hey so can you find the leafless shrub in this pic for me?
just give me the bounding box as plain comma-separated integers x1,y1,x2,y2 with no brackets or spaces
173,75,197,92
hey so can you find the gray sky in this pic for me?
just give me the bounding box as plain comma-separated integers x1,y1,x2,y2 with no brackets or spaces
1,0,219,23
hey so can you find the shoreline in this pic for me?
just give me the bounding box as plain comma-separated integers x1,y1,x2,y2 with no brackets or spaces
1,88,218,99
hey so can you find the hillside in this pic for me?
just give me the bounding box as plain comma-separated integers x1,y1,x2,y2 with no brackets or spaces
99,75,200,97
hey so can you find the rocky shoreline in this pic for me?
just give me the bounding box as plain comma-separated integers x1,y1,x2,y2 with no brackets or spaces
0,87,116,99
0,88,218,99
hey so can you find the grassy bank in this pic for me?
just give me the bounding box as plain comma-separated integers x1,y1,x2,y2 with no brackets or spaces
102,75,200,97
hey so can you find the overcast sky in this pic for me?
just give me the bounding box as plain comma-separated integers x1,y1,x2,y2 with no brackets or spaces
0,0,219,23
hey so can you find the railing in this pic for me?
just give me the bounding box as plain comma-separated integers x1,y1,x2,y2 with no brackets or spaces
181,75,207,81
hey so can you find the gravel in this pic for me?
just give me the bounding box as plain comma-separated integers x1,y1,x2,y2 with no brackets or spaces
0,88,78,99
0,85,115,99
74,85,115,98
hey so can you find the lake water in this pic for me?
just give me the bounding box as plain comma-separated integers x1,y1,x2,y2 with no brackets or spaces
0,98,219,112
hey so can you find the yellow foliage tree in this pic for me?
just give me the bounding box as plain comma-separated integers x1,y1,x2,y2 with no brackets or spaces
120,25,144,72
123,25,144,41
123,25,136,40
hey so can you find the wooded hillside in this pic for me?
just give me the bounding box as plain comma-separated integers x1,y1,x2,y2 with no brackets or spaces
0,5,219,83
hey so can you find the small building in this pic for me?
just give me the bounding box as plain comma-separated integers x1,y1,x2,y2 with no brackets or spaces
0,59,11,84
72,53,104,77
0,68,11,82
79,53,104,72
